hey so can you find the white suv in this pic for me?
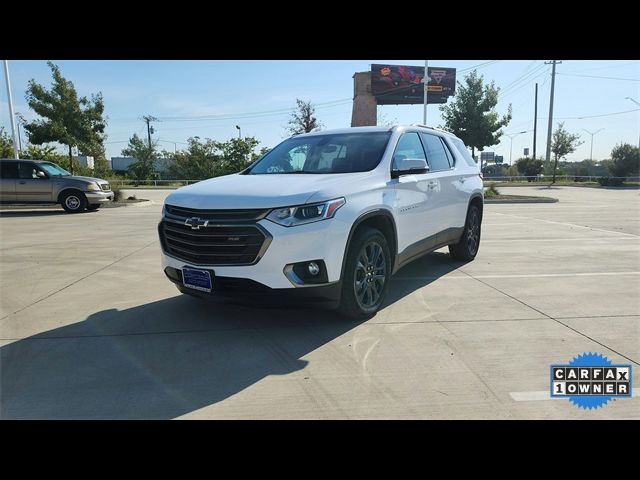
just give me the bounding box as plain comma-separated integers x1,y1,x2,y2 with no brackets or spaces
159,125,483,318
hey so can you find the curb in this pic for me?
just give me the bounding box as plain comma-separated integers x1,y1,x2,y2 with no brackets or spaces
485,197,558,204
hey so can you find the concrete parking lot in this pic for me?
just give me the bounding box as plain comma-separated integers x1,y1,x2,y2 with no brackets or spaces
1,186,638,419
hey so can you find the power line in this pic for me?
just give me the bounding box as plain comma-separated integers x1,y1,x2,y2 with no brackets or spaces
560,61,639,74
554,108,640,120
556,73,640,82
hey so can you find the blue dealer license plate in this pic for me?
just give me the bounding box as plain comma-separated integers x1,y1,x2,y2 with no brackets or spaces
182,267,212,293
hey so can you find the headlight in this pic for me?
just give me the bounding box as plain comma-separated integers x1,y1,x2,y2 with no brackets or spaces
85,183,101,191
266,198,346,227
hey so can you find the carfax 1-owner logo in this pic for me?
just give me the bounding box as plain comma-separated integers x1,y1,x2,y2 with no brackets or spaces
551,352,632,409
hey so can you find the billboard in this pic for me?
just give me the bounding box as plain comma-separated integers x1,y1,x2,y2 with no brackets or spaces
371,64,456,105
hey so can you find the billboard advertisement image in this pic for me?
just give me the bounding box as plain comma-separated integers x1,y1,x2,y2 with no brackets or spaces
371,64,456,105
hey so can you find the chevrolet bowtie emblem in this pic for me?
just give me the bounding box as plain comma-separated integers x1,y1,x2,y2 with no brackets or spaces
185,217,208,230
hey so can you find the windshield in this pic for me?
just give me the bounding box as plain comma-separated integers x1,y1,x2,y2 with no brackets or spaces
247,132,391,174
39,162,71,176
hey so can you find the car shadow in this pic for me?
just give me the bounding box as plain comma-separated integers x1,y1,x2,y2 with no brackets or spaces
0,209,66,217
0,252,461,419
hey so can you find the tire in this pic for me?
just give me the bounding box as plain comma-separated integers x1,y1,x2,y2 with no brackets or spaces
339,227,391,319
60,191,88,213
86,204,101,211
449,204,481,261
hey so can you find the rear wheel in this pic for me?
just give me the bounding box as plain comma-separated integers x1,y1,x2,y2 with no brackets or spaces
339,227,391,319
60,191,88,213
449,204,481,261
86,204,101,211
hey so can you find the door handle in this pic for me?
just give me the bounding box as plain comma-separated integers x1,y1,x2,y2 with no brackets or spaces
428,180,438,189
459,177,466,183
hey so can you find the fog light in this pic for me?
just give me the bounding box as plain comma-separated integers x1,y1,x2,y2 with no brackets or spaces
307,262,320,276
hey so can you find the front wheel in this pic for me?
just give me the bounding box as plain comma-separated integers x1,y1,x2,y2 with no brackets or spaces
449,204,481,261
339,227,391,319
60,191,88,213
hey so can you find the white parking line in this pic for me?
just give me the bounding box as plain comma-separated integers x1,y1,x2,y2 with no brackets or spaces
493,212,640,238
510,389,640,401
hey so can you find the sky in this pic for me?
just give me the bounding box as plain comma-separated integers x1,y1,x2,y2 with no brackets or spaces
1,60,639,164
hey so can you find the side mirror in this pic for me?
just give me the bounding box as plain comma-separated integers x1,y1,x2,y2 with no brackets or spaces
391,158,429,178
36,170,47,179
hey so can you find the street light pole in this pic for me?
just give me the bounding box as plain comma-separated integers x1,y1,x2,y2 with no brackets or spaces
15,113,23,152
506,130,528,165
422,60,429,126
236,125,242,139
582,128,604,161
625,97,640,149
3,60,20,159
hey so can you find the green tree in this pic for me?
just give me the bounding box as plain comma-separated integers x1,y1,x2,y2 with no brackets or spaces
121,133,158,184
167,136,263,180
439,70,512,168
550,122,583,183
0,127,14,158
515,157,543,180
287,99,322,135
23,61,107,175
608,143,640,177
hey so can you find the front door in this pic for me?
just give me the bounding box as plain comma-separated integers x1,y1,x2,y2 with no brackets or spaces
15,162,53,202
391,132,440,256
0,162,18,202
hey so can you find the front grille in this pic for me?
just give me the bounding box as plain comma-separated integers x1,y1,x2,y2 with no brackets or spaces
165,204,268,221
100,183,110,191
159,219,270,266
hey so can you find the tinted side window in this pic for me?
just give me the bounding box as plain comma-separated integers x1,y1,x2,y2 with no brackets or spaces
392,132,426,169
441,138,455,167
1,162,19,179
18,162,38,179
420,133,451,171
450,137,478,167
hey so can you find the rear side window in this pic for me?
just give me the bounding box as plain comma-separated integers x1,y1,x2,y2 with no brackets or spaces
420,133,451,172
0,162,19,179
450,137,478,168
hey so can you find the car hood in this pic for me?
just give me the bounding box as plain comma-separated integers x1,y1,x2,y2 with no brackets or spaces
165,172,373,209
57,176,107,184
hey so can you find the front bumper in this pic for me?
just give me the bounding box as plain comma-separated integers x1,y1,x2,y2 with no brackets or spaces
163,266,342,304
160,215,351,290
85,191,114,204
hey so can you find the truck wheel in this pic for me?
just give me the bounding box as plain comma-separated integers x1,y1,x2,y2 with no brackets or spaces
60,191,88,213
449,204,481,261
339,227,391,319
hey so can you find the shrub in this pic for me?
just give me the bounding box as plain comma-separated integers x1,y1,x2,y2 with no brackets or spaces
113,189,125,202
597,177,624,187
484,183,500,198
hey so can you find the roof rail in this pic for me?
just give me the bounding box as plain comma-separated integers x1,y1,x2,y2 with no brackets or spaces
410,123,451,134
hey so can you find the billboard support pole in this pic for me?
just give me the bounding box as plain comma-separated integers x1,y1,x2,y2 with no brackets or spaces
422,60,429,125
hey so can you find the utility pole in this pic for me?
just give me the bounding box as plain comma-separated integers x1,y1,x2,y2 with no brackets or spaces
3,60,20,159
582,128,604,162
422,60,429,125
624,97,640,149
545,60,561,183
236,125,242,139
533,83,538,160
143,115,158,149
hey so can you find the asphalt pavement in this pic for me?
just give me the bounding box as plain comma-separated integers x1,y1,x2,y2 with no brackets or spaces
0,186,638,419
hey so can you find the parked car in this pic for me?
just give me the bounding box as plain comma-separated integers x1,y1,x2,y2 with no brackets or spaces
0,159,114,213
158,125,483,318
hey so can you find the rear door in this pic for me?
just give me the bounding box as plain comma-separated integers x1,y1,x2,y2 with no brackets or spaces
15,162,53,202
419,132,467,234
0,162,18,201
